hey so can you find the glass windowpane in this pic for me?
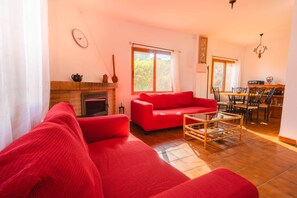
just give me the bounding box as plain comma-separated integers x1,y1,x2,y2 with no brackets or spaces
156,53,172,91
133,51,154,92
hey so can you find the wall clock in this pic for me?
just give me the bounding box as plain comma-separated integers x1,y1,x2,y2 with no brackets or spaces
72,28,88,48
198,36,208,64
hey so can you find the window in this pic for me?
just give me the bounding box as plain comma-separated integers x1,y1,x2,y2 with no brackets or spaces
211,58,239,92
132,47,173,94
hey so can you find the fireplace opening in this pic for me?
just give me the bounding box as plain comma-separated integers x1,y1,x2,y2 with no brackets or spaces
81,92,108,116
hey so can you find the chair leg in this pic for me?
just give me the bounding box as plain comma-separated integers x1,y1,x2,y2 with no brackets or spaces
245,109,249,124
267,106,270,122
256,109,259,124
249,110,253,122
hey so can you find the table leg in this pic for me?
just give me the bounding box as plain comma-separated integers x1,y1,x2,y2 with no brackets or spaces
204,122,207,149
239,116,243,140
183,116,186,139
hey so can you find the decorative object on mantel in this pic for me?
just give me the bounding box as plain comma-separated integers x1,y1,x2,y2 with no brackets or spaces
266,76,274,84
229,0,236,9
71,28,88,48
102,74,108,83
198,36,208,64
119,103,125,114
112,54,118,83
71,73,83,82
254,33,267,58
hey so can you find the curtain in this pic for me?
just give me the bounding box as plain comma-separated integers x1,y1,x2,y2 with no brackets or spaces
171,51,180,92
230,60,240,88
0,0,49,150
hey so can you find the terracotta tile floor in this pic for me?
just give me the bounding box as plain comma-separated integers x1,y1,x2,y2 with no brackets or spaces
130,117,297,198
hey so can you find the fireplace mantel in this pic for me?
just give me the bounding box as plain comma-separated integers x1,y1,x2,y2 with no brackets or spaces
50,81,117,91
50,81,117,116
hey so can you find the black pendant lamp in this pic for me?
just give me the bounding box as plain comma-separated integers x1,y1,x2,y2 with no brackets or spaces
229,0,236,9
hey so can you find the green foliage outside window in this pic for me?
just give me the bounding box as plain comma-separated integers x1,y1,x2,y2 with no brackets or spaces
133,49,172,93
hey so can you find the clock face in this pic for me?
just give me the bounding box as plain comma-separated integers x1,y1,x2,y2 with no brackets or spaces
72,29,88,48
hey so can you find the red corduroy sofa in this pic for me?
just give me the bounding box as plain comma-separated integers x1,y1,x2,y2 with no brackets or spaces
0,102,258,198
131,91,217,131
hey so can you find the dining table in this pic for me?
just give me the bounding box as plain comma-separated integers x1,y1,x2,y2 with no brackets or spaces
220,92,249,97
219,92,250,110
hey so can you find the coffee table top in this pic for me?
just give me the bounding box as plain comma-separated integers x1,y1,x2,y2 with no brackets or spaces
184,111,241,122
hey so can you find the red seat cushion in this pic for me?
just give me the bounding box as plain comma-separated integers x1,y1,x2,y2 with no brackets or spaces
0,103,104,198
153,106,215,124
88,136,189,198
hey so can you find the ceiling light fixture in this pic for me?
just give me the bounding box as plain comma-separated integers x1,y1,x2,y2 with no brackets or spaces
254,33,268,59
229,0,236,9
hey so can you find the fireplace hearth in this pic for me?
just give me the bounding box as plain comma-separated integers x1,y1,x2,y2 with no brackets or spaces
81,92,108,116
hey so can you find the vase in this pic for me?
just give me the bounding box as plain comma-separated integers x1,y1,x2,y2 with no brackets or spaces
266,76,273,84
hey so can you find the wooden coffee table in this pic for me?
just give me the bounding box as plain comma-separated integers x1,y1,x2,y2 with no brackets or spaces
183,111,243,149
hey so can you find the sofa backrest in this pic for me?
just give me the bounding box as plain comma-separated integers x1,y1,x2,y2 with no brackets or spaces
44,102,89,152
0,102,104,198
138,91,194,110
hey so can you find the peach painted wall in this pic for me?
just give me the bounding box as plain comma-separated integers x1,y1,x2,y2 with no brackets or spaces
242,37,290,85
196,37,246,99
48,0,111,82
279,1,297,141
48,0,197,117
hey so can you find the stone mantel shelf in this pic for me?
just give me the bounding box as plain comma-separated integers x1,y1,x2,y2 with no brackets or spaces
51,81,118,91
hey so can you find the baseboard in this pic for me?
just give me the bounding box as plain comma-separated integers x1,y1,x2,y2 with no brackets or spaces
279,136,297,146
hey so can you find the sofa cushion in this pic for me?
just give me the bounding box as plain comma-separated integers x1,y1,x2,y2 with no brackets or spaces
153,106,215,123
44,102,89,153
151,168,259,198
88,136,189,198
139,91,194,110
0,106,104,198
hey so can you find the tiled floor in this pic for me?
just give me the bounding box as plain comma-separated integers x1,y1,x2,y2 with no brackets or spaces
130,117,297,198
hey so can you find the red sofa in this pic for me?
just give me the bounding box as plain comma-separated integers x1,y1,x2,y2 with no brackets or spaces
131,91,217,131
0,102,258,198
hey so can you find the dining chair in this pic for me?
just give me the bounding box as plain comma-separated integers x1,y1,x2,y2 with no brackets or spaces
231,87,248,104
259,88,276,122
212,87,231,112
233,87,265,124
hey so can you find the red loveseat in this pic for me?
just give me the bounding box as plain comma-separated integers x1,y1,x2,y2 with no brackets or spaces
131,91,217,131
0,102,258,198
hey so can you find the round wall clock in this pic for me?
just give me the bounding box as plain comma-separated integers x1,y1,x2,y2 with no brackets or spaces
72,28,88,48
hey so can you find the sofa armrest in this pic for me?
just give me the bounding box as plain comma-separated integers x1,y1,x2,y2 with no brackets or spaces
77,115,130,143
131,99,154,124
193,97,217,109
151,168,258,198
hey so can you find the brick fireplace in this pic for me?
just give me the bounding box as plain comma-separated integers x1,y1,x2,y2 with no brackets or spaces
50,81,117,116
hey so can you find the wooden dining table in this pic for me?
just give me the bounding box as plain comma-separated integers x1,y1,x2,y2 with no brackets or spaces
220,92,249,105
220,92,249,97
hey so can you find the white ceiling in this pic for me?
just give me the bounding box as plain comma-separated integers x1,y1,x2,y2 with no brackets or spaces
75,0,295,46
